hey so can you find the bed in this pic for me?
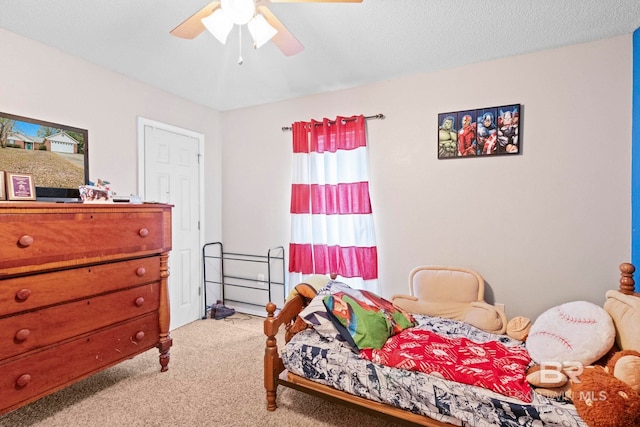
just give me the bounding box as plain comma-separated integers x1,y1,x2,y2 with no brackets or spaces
264,263,639,427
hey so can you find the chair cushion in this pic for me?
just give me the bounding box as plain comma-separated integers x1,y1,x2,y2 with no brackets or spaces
604,290,640,352
392,265,507,334
410,266,484,303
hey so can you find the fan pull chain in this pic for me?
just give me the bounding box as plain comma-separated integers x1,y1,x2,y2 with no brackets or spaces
237,25,244,65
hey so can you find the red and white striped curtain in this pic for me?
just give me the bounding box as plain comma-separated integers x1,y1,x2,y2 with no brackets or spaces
288,115,378,292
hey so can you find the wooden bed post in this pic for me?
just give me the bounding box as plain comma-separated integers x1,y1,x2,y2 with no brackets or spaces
264,294,307,411
264,302,279,411
619,262,636,295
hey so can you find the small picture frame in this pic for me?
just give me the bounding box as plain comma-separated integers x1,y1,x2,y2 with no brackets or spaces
6,172,36,201
79,185,113,203
0,172,5,200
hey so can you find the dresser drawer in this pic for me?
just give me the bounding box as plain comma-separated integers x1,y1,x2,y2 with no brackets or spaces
0,210,169,274
0,256,161,318
0,313,160,414
0,283,160,360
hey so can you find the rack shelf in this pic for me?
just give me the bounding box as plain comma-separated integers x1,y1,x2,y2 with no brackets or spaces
202,242,285,317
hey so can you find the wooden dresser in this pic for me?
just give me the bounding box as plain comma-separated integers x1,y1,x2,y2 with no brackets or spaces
0,202,172,415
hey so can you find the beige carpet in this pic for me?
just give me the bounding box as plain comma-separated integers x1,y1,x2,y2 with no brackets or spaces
0,314,405,427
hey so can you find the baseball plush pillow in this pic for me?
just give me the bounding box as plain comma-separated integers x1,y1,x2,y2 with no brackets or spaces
526,301,615,366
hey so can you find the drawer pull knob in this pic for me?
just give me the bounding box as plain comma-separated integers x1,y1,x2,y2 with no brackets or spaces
16,374,31,388
18,235,34,247
136,267,146,277
15,329,30,342
134,331,145,341
138,228,149,237
135,297,145,307
15,288,32,301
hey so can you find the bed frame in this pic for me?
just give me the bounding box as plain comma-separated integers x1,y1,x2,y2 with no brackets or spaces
263,263,638,427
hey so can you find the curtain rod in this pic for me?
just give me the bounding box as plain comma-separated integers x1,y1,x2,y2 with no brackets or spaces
281,113,385,132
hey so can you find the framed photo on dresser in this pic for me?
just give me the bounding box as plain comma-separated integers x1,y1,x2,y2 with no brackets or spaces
6,172,36,201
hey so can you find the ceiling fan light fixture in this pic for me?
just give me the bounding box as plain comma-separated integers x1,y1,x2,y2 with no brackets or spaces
247,14,278,49
221,0,256,25
201,9,234,44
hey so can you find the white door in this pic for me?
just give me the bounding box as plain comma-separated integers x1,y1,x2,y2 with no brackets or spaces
138,118,204,330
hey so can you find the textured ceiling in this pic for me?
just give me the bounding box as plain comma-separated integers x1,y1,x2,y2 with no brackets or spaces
1,0,639,111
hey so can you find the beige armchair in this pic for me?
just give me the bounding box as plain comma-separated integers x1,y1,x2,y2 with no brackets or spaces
391,265,507,335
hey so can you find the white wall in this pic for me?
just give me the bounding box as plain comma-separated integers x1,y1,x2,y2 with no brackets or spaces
221,35,632,321
2,26,631,322
0,28,223,244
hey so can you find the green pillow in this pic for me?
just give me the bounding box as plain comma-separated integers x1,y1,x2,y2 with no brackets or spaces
356,288,415,334
323,293,391,351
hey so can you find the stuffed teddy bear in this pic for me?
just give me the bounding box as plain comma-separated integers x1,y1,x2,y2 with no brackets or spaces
285,274,330,302
506,316,532,341
525,363,571,400
526,350,640,426
607,349,640,393
569,350,640,427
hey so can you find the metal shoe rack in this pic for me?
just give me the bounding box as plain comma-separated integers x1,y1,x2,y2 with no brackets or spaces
202,242,285,317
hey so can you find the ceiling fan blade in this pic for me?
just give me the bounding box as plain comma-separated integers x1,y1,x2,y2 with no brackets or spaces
258,6,304,56
170,1,221,39
269,0,363,3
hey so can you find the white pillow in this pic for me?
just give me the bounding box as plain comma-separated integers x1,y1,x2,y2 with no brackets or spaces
299,294,339,338
298,281,348,342
526,301,615,366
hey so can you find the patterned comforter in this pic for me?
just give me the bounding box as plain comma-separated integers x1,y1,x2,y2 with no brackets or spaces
361,327,532,402
281,315,587,427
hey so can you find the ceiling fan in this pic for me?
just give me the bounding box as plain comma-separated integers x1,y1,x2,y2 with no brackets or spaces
170,0,363,57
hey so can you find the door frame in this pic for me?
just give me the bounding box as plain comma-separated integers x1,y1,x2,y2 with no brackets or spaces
137,116,206,319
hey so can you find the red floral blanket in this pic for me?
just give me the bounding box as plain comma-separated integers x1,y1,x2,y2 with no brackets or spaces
360,328,532,402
